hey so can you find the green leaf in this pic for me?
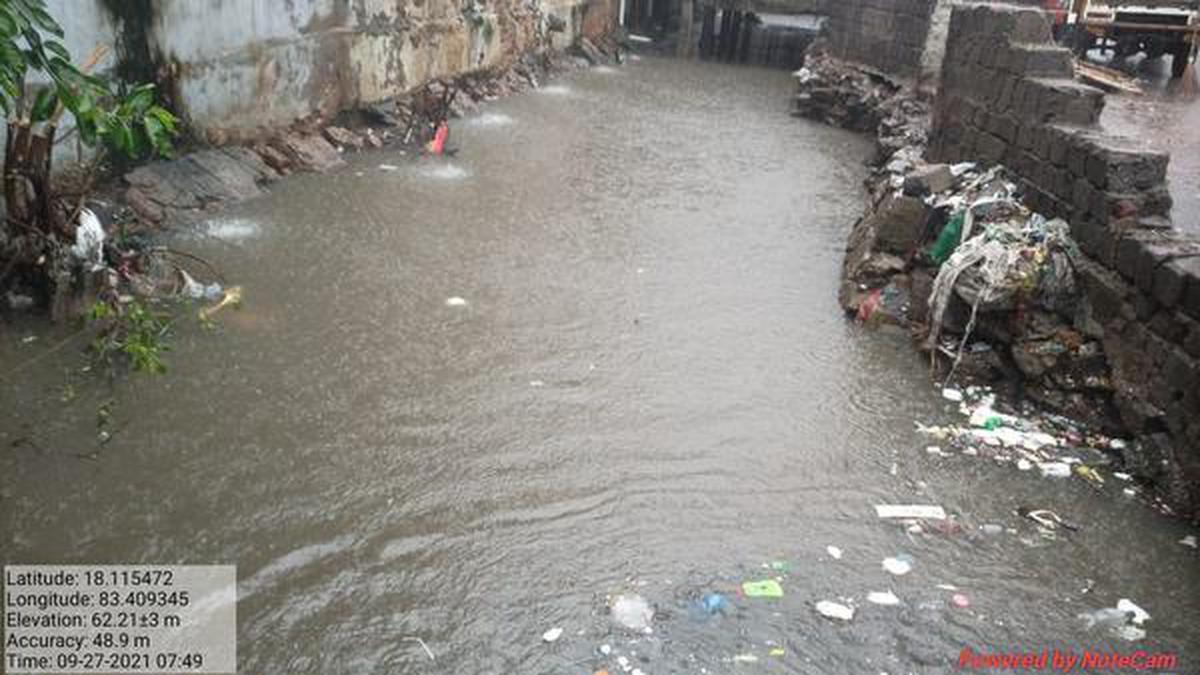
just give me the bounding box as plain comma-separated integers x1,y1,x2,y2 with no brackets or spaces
29,85,55,121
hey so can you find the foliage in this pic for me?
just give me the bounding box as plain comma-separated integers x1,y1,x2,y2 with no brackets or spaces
0,0,177,158
89,299,171,375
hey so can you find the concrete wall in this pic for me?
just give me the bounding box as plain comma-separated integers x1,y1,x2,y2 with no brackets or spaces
928,2,1200,511
42,0,612,143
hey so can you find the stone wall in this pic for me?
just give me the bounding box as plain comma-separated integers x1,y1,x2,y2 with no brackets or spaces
38,0,612,144
928,2,1200,513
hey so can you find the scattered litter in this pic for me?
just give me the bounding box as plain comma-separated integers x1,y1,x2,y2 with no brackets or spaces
1018,507,1078,531
733,654,759,663
198,286,243,321
627,34,653,43
926,445,950,456
936,583,958,591
767,560,792,572
875,504,946,520
700,593,727,614
70,208,106,270
21,335,37,344
769,648,786,657
379,164,400,171
599,644,612,656
402,636,435,661
742,579,783,598
1016,458,1033,471
950,593,970,608
826,545,843,560
1038,462,1071,478
445,296,468,307
867,591,901,606
1180,535,1198,549
941,387,963,402
882,555,914,576
1116,599,1150,625
980,524,1004,535
611,594,654,631
542,627,563,643
815,600,855,621
1113,472,1132,481
179,270,223,301
1079,603,1149,641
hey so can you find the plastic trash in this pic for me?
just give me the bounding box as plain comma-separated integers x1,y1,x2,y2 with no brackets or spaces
1018,507,1078,531
815,600,854,621
769,648,785,656
941,387,964,402
1038,462,1071,478
742,580,783,598
611,594,654,631
379,164,399,171
929,211,964,265
867,591,901,606
875,504,947,520
1016,459,1033,471
882,555,914,576
1116,599,1150,625
71,208,106,270
599,644,612,655
445,296,468,307
700,593,727,614
542,627,563,643
733,654,759,663
428,121,449,155
1181,535,1198,549
179,270,223,301
950,593,970,608
826,545,843,560
980,524,1004,535
198,286,243,321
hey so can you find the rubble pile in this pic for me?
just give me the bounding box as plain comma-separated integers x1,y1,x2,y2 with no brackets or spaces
792,46,929,165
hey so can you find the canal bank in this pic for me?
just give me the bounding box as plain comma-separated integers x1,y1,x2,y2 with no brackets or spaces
3,56,1199,673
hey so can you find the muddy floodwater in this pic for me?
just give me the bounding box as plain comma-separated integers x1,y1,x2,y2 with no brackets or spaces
2,58,1199,673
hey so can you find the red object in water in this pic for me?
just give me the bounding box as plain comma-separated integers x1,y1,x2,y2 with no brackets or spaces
429,122,449,155
856,289,882,322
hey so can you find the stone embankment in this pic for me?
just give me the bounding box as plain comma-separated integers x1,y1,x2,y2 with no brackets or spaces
122,43,620,228
795,3,1199,519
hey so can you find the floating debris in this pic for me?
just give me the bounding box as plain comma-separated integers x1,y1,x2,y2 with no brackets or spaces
742,579,784,598
825,545,843,560
1181,535,1198,549
611,594,654,631
815,600,855,621
882,555,914,576
445,296,468,307
867,591,901,606
541,627,563,643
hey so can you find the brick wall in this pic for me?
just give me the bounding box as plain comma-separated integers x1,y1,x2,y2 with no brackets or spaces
825,0,940,78
928,3,1200,513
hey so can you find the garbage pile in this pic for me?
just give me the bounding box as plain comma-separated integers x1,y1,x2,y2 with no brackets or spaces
792,45,929,164
839,155,1119,431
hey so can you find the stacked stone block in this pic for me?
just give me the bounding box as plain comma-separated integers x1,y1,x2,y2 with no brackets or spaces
928,2,1200,515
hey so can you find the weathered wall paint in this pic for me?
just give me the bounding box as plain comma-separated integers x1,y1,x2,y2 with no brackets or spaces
40,0,610,142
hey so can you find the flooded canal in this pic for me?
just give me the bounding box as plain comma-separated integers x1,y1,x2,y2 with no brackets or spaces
2,57,1198,673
